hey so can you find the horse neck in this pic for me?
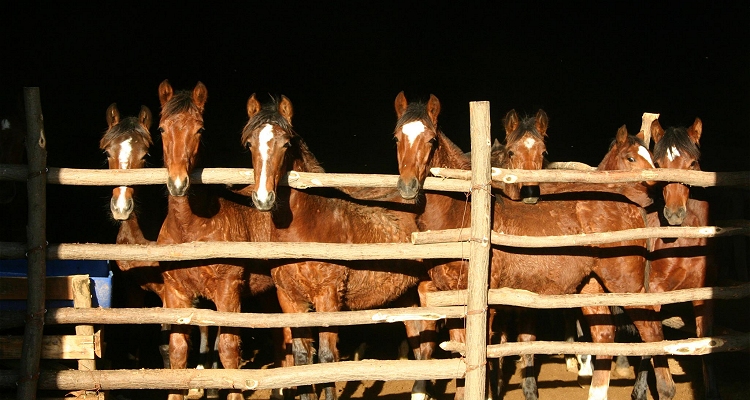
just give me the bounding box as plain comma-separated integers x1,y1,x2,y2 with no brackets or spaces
117,213,151,245
418,133,472,231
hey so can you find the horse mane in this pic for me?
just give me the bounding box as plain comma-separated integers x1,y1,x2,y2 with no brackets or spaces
99,116,153,150
161,90,204,121
506,114,545,145
652,126,701,162
240,96,325,174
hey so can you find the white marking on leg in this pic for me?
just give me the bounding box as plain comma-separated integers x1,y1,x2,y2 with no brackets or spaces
1,119,10,130
523,137,536,149
118,138,133,169
637,145,655,167
588,384,609,400
578,354,593,377
402,121,425,147
256,124,274,202
411,393,428,400
666,146,681,162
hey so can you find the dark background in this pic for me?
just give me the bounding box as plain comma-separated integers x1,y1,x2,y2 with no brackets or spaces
2,1,748,245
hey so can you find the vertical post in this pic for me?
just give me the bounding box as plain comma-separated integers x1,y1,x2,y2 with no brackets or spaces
465,101,492,400
17,87,47,400
72,275,96,371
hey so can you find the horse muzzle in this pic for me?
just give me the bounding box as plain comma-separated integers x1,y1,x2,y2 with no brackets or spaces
663,205,687,226
252,190,276,212
520,185,540,204
167,175,190,197
110,196,134,220
397,177,420,200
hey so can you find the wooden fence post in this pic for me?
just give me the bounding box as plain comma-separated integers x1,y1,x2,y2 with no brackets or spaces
18,87,47,400
465,101,492,400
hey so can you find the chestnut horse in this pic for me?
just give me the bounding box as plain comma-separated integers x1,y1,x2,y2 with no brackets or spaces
640,117,719,400
156,81,278,400
392,92,674,400
241,93,434,400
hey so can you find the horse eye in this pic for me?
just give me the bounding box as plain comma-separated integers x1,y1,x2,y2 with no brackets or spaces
158,127,164,133
627,157,636,162
245,141,252,150
507,150,514,157
283,142,292,149
428,137,438,145
198,127,205,134
690,161,699,168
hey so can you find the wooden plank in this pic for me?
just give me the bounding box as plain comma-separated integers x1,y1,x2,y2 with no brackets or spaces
0,276,76,300
0,335,95,360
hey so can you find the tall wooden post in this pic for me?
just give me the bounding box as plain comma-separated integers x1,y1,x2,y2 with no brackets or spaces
465,101,492,400
17,88,47,400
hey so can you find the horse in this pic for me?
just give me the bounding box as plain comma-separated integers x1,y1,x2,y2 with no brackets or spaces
0,113,27,242
636,117,719,400
241,93,435,400
156,80,280,400
392,91,674,400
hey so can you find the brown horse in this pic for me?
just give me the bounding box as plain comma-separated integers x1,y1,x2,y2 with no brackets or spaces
392,92,674,400
156,81,278,400
241,93,434,400
643,117,719,400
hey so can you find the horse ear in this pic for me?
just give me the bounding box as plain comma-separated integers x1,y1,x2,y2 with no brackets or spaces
106,103,120,129
394,91,408,118
651,119,665,144
158,80,173,106
503,109,519,138
534,109,549,137
247,94,261,118
687,117,702,145
279,95,294,124
616,124,629,144
427,94,441,126
192,82,208,111
139,106,152,129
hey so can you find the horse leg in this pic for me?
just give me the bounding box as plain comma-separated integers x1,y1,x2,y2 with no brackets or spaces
164,292,193,400
490,306,509,399
516,308,538,400
312,288,343,400
694,298,720,400
277,288,317,400
212,281,245,400
624,306,676,400
580,304,615,400
404,280,438,400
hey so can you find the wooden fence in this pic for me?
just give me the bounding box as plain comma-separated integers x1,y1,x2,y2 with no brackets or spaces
1,89,749,399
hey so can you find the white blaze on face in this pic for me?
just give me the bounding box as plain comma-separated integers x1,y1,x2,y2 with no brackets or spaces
115,186,129,211
401,121,425,147
118,138,133,169
1,119,10,130
523,136,536,149
666,146,681,162
638,145,656,167
256,124,275,201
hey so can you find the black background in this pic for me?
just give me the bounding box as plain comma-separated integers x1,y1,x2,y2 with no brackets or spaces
2,1,748,244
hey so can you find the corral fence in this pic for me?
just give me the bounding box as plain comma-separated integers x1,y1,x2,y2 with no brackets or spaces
1,88,749,400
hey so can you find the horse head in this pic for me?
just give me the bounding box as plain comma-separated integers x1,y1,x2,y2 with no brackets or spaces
100,103,153,220
598,124,655,174
651,118,702,226
501,109,549,204
158,80,207,197
393,91,442,200
242,93,296,211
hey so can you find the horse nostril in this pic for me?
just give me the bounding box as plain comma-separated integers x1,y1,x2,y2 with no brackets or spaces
397,178,420,200
252,191,276,211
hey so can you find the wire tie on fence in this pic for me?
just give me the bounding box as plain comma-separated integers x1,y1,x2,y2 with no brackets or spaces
27,167,48,179
464,360,487,372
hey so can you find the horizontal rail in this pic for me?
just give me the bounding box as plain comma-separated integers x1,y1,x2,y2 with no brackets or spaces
0,306,468,330
429,166,750,188
412,224,750,246
425,283,750,307
0,359,466,390
0,165,471,192
441,334,750,357
0,241,469,261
